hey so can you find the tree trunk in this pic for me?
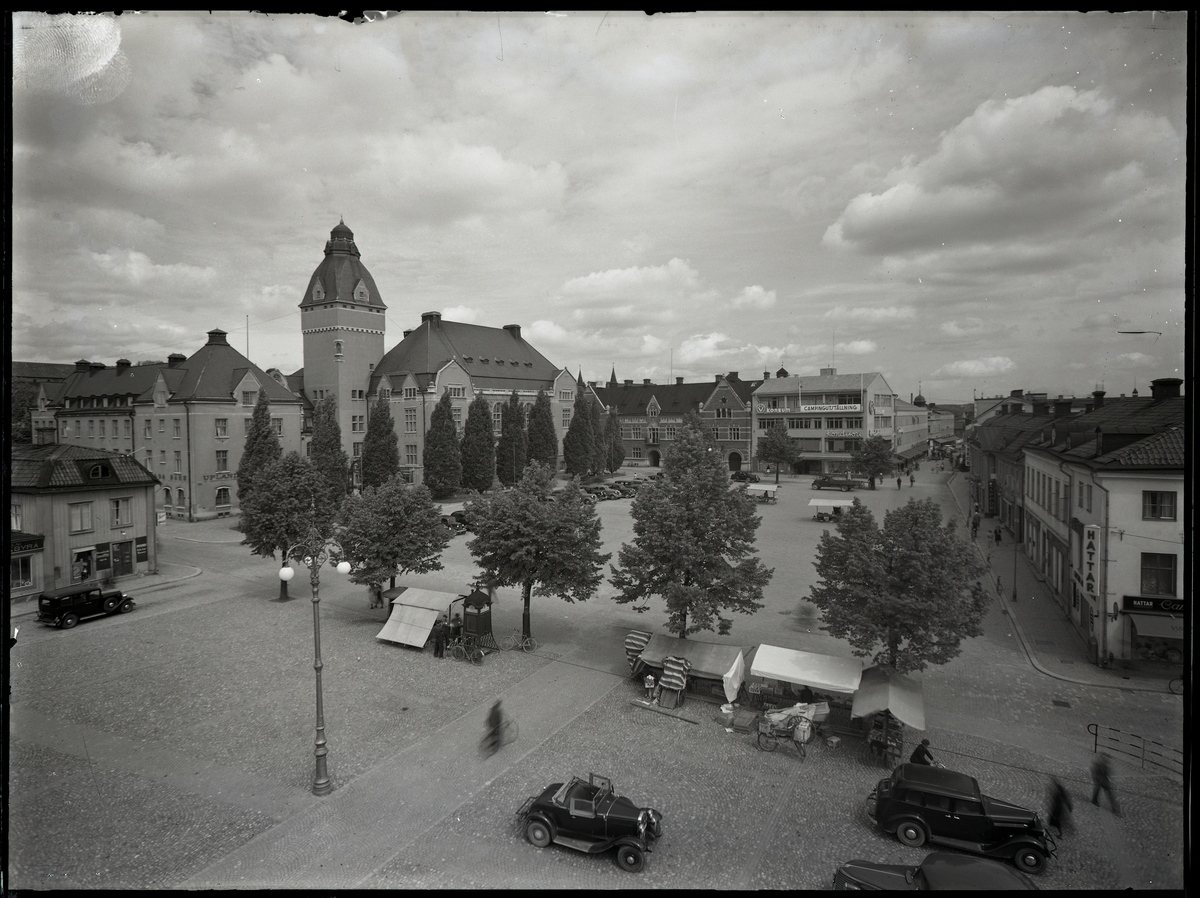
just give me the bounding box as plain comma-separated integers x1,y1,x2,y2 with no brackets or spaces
522,578,533,639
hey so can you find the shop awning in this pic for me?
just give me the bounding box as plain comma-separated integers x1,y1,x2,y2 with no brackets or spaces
376,603,439,647
382,587,458,611
748,644,863,695
636,634,745,701
808,497,856,508
1128,613,1184,640
851,666,926,730
894,445,924,459
744,484,778,497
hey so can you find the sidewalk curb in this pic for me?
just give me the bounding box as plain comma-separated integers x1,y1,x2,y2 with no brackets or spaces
8,564,204,621
947,473,1168,695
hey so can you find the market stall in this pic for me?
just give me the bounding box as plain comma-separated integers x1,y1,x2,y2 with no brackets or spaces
807,496,855,522
744,483,779,503
746,644,864,703
630,633,746,706
851,666,925,766
376,587,458,648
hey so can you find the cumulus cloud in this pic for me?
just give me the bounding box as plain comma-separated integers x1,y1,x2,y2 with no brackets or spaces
442,305,480,323
1077,311,1132,331
823,305,915,321
89,249,216,287
836,340,877,355
939,318,986,337
732,285,776,309
933,356,1016,377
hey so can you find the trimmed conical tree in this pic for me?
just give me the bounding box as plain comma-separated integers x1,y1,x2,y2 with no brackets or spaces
496,391,528,487
563,374,595,477
360,396,399,490
461,395,496,492
310,397,351,519
237,390,281,503
605,410,626,473
424,391,462,500
527,388,558,471
589,396,607,476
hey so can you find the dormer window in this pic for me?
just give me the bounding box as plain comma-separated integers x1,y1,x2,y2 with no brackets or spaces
313,281,325,302
89,463,112,479
354,279,369,302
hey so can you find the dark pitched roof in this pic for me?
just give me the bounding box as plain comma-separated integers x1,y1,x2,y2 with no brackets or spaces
371,316,561,394
170,330,299,404
593,380,718,416
11,361,78,382
10,444,159,491
60,362,170,403
725,375,765,404
298,221,386,312
972,413,1053,454
755,371,886,396
1097,424,1184,467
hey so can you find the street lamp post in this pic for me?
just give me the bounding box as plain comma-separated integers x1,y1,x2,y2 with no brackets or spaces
279,524,351,796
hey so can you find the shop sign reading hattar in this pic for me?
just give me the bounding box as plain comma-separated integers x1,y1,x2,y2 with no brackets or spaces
1083,526,1099,601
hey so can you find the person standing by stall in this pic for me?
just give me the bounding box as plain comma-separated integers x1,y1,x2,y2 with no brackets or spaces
910,738,936,766
430,617,446,658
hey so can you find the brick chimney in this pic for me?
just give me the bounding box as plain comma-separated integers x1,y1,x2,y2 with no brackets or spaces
116,358,131,371
820,367,836,376
1091,389,1105,409
168,353,187,368
763,371,771,379
727,371,739,381
624,379,633,386
1032,401,1050,416
503,324,521,340
421,311,442,328
643,378,652,385
75,359,90,372
1150,377,1182,400
88,362,106,375
676,377,683,385
403,329,413,338
1053,398,1073,417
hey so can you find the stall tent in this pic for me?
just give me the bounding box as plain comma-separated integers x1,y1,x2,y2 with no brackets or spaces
377,587,457,648
747,644,864,695
632,634,746,702
850,665,925,730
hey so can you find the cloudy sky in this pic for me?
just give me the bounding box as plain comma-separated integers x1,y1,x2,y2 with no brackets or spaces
12,11,1186,402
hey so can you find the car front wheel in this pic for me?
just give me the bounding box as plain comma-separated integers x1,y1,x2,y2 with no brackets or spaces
616,844,645,872
103,595,119,612
1014,847,1046,874
118,600,134,614
61,613,79,630
841,485,851,492
896,821,927,847
525,819,553,848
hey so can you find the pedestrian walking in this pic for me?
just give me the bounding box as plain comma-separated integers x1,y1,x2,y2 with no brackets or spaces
910,738,935,766
897,476,903,489
1090,753,1120,814
971,511,981,540
431,617,446,658
994,528,1002,546
909,473,915,487
1047,777,1073,836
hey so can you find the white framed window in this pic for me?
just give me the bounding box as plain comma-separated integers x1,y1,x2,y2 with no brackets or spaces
405,408,417,432
11,501,22,531
11,556,33,590
559,390,573,402
631,446,643,459
123,419,131,438
452,407,462,429
404,387,419,399
272,418,283,436
159,450,167,466
69,502,94,533
242,391,257,406
448,385,465,399
159,418,166,432
215,487,231,507
351,415,365,433
216,449,229,471
405,444,418,466
110,498,132,527
562,409,572,428
353,441,362,458
174,450,182,473
1142,491,1177,521
215,418,228,438
99,420,106,438
173,419,181,438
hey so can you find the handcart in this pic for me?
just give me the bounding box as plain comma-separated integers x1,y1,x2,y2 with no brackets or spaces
754,708,815,760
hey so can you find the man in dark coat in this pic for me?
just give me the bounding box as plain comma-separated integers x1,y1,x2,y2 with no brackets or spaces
431,618,446,658
1047,777,1073,835
1091,753,1120,814
910,738,935,766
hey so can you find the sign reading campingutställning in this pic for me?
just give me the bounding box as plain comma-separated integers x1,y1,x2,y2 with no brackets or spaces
800,404,861,413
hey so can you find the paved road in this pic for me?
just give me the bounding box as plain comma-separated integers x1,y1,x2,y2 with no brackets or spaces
6,470,1186,889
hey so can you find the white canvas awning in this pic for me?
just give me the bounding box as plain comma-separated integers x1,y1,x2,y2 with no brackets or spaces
385,587,458,611
851,666,926,730
807,497,856,508
749,644,864,694
376,603,439,647
745,484,779,496
636,634,746,702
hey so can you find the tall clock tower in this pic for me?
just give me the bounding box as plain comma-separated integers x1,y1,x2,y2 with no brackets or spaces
299,220,387,457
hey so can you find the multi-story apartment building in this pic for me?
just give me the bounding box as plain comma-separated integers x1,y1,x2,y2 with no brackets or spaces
750,368,897,475
29,330,304,521
892,398,929,463
11,445,159,600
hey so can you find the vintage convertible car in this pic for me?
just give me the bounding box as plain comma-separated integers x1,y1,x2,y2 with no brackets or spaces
516,773,664,871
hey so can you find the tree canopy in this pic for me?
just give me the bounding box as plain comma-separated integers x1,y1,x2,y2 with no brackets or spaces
562,375,595,477
465,462,609,640
610,412,773,637
808,498,987,674
588,397,607,476
850,434,896,488
310,397,351,509
460,395,496,492
237,390,281,502
10,381,39,444
496,391,528,487
359,397,399,490
239,452,329,599
423,391,462,500
336,476,448,596
755,425,798,484
526,388,558,471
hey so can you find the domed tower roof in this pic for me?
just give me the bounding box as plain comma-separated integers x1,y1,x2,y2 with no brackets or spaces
299,219,386,311
913,383,926,406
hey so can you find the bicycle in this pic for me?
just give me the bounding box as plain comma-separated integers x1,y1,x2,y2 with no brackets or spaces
500,627,538,653
450,635,484,665
1168,677,1183,695
479,717,518,758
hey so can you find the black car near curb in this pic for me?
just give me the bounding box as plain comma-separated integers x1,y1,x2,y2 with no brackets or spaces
866,764,1055,874
811,474,866,491
517,773,664,872
36,584,134,629
835,852,1038,890
730,471,760,482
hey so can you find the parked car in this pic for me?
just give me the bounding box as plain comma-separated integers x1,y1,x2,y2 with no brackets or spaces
36,584,134,629
610,480,641,497
834,852,1038,890
439,515,467,536
730,471,760,483
517,772,664,872
583,485,620,501
866,764,1055,874
449,509,472,531
811,474,865,491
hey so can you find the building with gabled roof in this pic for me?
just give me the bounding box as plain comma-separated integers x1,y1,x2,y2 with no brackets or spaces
30,329,304,522
10,444,159,601
1017,378,1184,669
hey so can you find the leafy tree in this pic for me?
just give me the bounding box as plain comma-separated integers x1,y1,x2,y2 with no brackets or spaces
237,390,281,503
359,396,399,489
423,390,461,500
588,397,607,476
808,498,987,674
496,391,528,487
239,452,328,600
755,424,798,484
604,411,626,473
460,395,496,492
611,412,773,637
562,374,595,476
336,476,448,602
526,388,558,470
465,461,609,640
310,397,351,510
850,433,895,489
10,381,39,443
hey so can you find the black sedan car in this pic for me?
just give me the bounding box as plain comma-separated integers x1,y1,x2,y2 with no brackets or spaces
835,852,1038,890
517,773,664,871
867,764,1055,874
36,584,134,629
730,470,760,482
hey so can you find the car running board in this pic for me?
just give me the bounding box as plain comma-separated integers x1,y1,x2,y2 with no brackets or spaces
553,835,611,854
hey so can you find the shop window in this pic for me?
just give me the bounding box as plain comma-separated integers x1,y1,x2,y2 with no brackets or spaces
1140,553,1177,597
10,556,33,590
